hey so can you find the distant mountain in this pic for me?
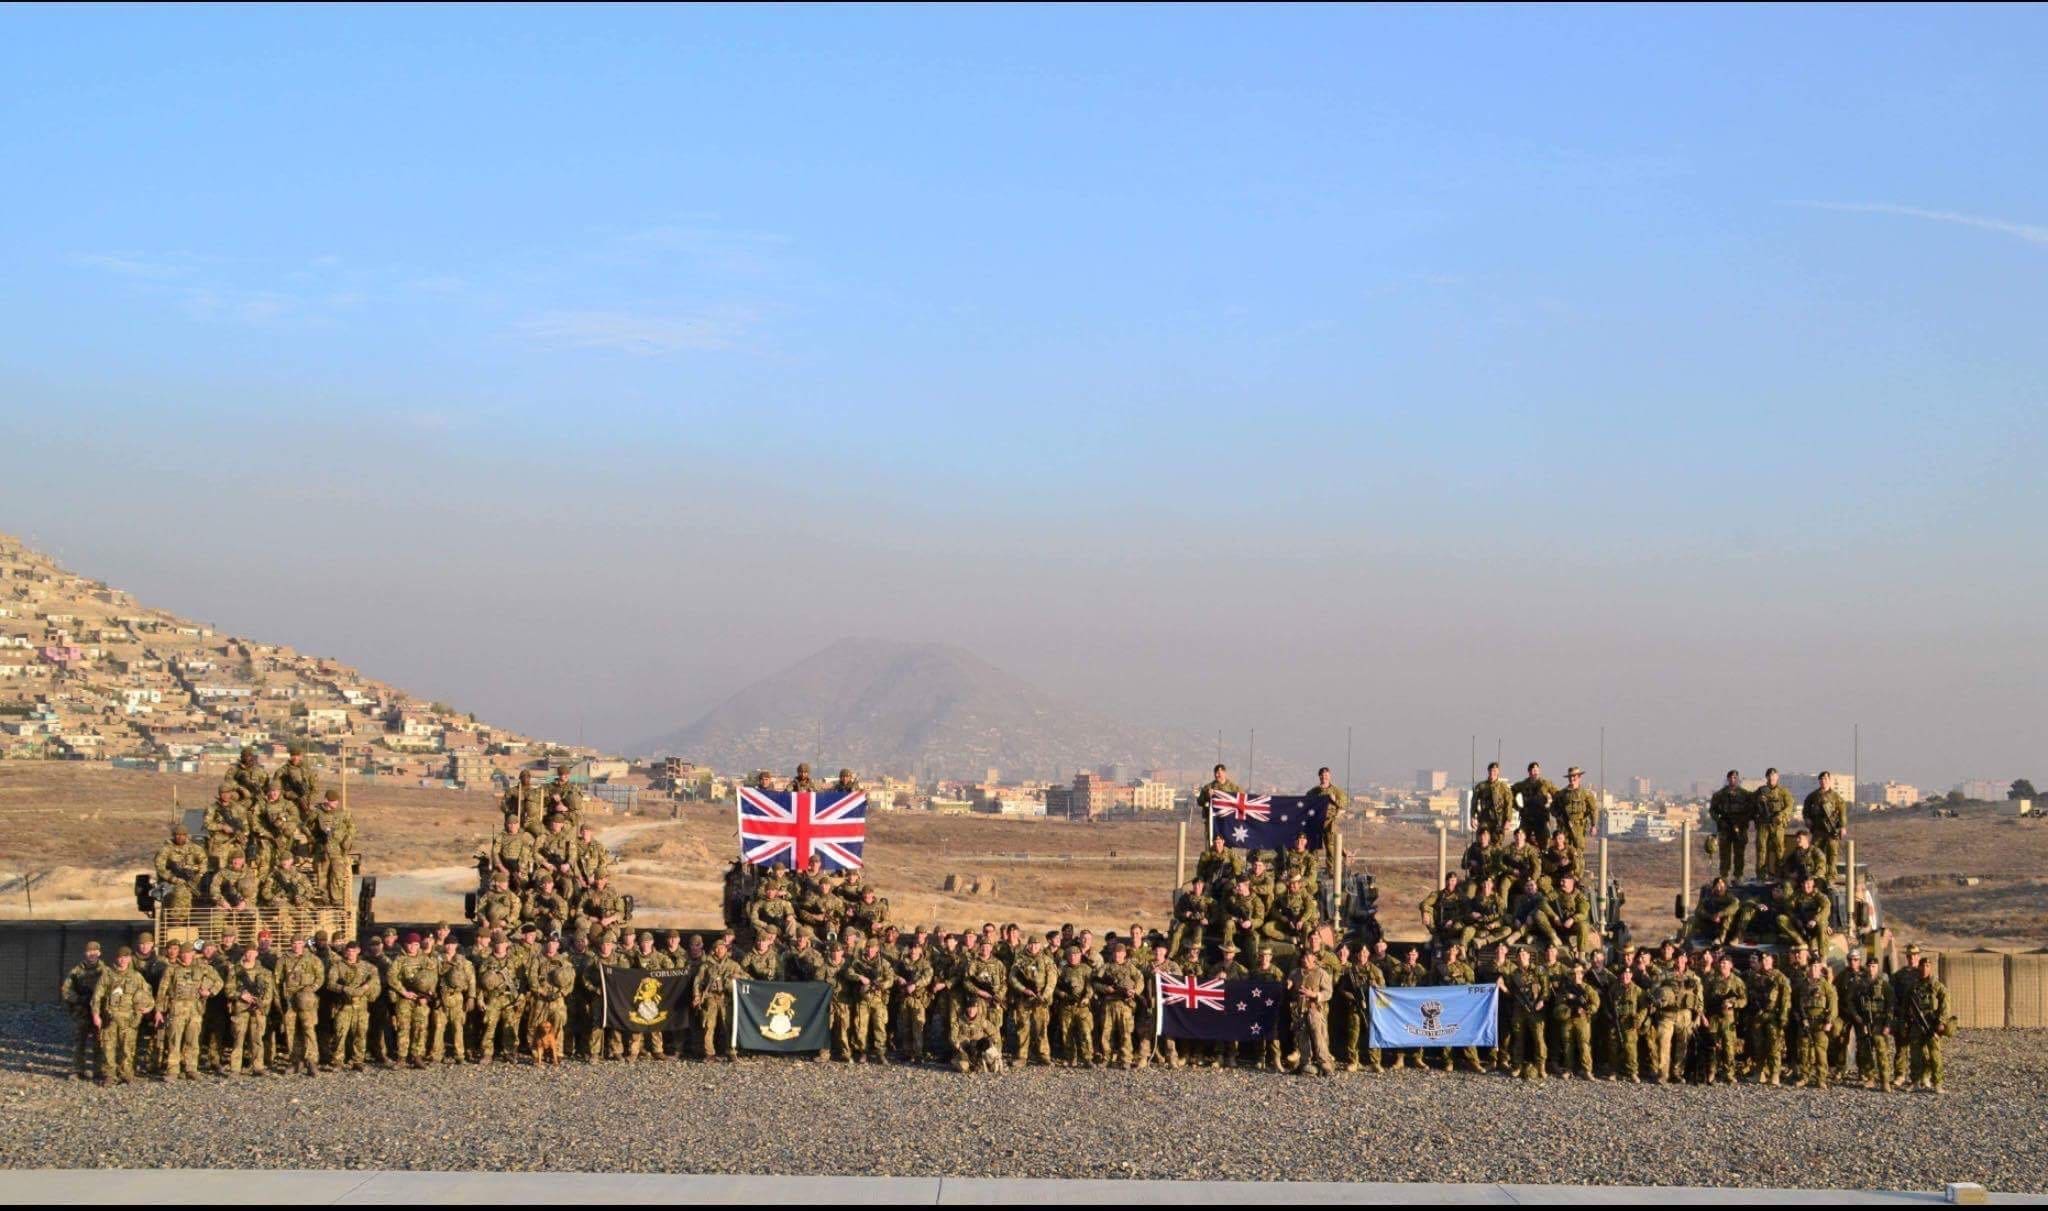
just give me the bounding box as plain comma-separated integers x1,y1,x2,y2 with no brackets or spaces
636,638,1220,781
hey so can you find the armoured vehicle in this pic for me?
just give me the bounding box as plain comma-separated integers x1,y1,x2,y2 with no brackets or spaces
134,804,373,949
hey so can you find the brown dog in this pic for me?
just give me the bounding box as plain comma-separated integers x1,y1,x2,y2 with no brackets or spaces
530,1016,563,1066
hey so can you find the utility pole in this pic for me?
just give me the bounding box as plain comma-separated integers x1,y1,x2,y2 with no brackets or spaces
1345,725,1353,803
1853,723,1861,808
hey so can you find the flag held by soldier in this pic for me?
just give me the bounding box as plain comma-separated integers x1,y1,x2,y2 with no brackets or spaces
1155,972,1282,1043
732,979,832,1053
1369,984,1499,1050
736,788,868,870
1208,793,1328,851
600,965,691,1031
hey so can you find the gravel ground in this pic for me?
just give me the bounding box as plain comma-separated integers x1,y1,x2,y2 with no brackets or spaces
1,1007,2043,1192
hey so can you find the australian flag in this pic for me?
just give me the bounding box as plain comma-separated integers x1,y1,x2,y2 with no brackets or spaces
736,789,868,871
1155,972,1283,1043
1209,792,1326,851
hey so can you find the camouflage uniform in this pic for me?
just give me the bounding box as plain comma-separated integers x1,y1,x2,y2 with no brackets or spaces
693,945,741,1060
224,953,276,1074
59,948,105,1079
1700,966,1748,1084
1053,953,1097,1067
1792,966,1839,1088
1902,966,1950,1091
159,953,225,1078
1753,782,1796,875
325,947,380,1069
1803,786,1848,880
474,946,524,1062
90,954,154,1083
1709,781,1755,880
276,945,327,1073
1007,944,1057,1065
1512,773,1557,845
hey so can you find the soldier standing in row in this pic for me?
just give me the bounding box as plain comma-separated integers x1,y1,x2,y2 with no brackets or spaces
60,941,105,1080
1552,766,1600,854
1008,934,1056,1067
1753,768,1796,876
276,936,326,1076
1306,766,1347,852
1902,954,1951,1092
1195,764,1240,818
693,938,740,1061
223,945,275,1076
1470,762,1514,840
1709,770,1753,880
1803,770,1848,881
89,947,154,1085
1053,944,1096,1067
1512,762,1556,846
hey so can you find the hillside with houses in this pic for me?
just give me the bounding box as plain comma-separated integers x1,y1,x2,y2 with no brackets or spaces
0,531,630,794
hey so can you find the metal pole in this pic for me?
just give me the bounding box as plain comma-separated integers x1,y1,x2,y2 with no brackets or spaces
1597,836,1610,932
1681,821,1693,915
1851,723,1860,864
1248,729,1255,787
1845,836,1857,932
1175,820,1187,892
1329,831,1344,921
1469,735,1476,785
1345,726,1353,804
1436,822,1448,889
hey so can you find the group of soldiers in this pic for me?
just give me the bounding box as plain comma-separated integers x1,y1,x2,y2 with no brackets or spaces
472,766,633,945
150,745,354,934
59,757,1955,1092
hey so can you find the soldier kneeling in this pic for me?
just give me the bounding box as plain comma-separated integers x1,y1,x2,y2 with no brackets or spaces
952,1001,1002,1074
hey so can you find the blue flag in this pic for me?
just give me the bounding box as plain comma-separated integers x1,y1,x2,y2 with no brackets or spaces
1154,972,1283,1043
1369,984,1499,1049
1208,793,1327,851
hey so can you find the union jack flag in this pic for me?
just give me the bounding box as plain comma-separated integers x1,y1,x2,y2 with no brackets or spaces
1158,972,1226,1012
1209,791,1271,823
736,789,868,871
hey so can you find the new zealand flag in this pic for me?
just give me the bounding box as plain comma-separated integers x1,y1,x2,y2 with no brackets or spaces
1208,793,1327,851
1155,973,1284,1043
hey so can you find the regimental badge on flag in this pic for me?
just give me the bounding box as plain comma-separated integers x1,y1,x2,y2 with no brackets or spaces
736,789,868,871
1154,972,1283,1043
732,979,831,1053
1368,983,1499,1049
1209,793,1327,852
600,966,690,1032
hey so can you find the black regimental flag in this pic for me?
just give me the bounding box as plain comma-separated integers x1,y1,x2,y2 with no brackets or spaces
601,966,690,1032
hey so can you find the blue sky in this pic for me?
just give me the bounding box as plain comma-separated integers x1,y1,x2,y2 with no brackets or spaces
1,6,2042,786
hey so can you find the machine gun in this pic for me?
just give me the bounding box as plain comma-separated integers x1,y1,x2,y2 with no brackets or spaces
1341,872,1384,950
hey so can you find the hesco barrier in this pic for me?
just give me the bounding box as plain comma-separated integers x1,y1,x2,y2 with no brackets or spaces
1940,949,2008,1028
0,920,147,1005
2007,949,2048,1029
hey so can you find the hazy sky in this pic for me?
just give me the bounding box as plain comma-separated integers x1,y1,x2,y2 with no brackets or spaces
1,6,2042,789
